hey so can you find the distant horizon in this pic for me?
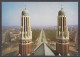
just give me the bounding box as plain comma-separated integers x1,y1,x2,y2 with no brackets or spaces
2,24,78,27
2,2,78,26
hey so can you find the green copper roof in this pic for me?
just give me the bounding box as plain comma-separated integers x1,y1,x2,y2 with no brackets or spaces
58,8,65,16
33,43,55,56
22,8,29,16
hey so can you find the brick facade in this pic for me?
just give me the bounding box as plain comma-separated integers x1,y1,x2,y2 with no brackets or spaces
56,43,69,56
19,43,32,56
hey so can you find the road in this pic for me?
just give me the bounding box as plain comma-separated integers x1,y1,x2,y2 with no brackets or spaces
37,29,48,44
37,30,42,44
33,29,48,51
42,29,48,43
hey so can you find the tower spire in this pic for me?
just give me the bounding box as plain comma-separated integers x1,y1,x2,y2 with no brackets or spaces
61,4,63,9
61,4,62,8
24,2,27,9
25,8,26,10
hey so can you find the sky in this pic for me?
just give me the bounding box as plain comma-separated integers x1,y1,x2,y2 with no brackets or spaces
2,2,78,27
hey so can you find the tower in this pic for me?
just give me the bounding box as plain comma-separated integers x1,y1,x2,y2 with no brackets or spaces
56,8,69,56
19,8,32,56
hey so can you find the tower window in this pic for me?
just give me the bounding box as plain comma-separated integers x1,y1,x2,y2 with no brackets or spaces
24,17,26,38
20,34,22,39
26,17,27,31
24,17,25,32
64,17,66,25
21,17,23,26
63,17,64,31
61,17,62,31
58,28,59,36
58,18,61,26
28,17,29,26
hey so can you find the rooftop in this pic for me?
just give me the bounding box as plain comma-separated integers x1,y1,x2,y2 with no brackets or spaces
32,43,55,56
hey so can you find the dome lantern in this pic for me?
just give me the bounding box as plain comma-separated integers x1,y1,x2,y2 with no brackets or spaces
58,8,65,16
22,8,29,16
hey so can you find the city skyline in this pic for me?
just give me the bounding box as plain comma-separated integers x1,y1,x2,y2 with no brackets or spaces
2,2,78,27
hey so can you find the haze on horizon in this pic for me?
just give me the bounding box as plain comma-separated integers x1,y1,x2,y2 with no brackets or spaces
2,2,78,27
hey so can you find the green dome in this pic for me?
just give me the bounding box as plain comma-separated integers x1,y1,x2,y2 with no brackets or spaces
58,8,65,16
22,8,29,16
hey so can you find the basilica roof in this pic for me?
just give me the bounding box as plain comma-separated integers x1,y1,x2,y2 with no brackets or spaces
32,43,55,56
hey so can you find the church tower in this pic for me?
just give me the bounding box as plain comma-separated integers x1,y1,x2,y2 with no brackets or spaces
56,8,69,56
19,8,32,56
